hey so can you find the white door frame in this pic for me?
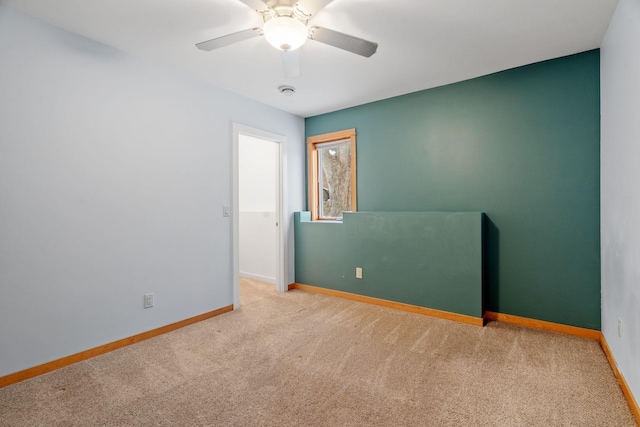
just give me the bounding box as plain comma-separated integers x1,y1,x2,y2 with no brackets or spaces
232,123,287,309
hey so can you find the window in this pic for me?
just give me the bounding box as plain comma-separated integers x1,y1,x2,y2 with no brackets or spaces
307,129,357,220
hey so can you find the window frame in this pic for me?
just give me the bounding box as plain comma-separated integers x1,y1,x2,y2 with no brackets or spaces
307,128,357,221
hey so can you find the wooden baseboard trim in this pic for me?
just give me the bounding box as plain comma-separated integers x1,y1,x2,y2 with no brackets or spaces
289,283,483,326
0,304,233,389
600,334,640,424
483,311,601,340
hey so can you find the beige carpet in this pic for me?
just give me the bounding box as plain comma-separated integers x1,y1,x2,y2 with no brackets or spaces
0,278,636,426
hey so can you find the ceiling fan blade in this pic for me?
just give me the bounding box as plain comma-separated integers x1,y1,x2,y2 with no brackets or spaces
296,0,334,16
237,0,271,12
196,28,262,51
282,50,301,79
308,27,378,58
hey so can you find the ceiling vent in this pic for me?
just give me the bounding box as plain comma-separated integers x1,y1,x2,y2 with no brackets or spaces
278,85,296,96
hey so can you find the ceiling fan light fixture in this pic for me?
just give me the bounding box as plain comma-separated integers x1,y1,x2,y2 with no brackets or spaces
263,17,307,52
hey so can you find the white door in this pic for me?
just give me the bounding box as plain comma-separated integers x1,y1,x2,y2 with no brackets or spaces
232,124,286,309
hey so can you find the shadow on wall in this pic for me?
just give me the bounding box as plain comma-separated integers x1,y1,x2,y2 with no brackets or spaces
484,217,500,314
50,27,127,60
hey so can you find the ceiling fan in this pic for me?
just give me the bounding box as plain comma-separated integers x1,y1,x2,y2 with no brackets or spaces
195,0,378,78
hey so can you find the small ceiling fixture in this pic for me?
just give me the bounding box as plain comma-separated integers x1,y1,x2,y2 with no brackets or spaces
278,85,296,96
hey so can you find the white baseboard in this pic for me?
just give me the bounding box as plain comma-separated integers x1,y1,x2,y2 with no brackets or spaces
240,272,276,285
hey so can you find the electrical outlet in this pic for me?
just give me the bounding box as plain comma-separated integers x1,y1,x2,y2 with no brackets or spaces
618,318,623,338
356,267,363,279
144,293,154,309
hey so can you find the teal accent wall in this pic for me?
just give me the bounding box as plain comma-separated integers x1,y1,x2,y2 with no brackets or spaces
304,50,601,329
295,212,484,318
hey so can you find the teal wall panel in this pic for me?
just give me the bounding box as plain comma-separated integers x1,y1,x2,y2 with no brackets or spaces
303,50,601,329
295,212,484,318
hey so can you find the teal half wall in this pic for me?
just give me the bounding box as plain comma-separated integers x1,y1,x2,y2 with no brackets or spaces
304,50,601,329
295,212,484,318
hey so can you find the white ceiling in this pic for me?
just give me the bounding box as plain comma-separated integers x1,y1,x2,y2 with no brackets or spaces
1,0,618,117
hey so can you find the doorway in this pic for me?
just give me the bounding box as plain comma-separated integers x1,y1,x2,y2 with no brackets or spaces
232,123,286,309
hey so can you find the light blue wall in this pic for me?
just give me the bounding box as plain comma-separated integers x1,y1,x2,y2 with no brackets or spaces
601,0,640,408
0,5,305,377
306,51,601,329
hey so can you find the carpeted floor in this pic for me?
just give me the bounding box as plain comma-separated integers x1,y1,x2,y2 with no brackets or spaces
0,278,636,426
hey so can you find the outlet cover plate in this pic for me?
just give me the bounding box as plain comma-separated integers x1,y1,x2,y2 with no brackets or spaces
144,293,154,309
618,318,623,338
